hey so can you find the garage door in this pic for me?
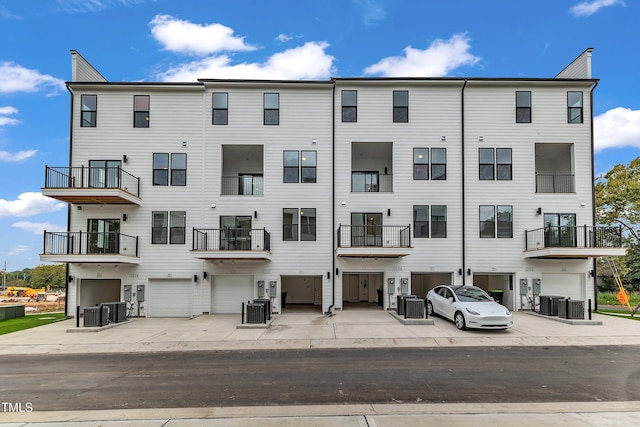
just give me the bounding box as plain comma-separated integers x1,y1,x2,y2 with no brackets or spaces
211,275,254,314
148,279,192,317
541,273,584,300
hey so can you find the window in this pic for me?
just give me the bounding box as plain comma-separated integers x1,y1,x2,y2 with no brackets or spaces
283,151,299,183
413,148,429,180
212,92,228,125
153,153,187,186
479,148,512,180
413,205,429,238
133,95,149,128
89,160,121,188
479,205,495,238
568,91,583,123
431,148,446,180
342,90,357,122
170,211,186,244
431,205,447,238
152,211,168,244
87,219,119,253
301,151,317,183
393,90,408,123
264,93,279,125
497,205,513,238
516,91,531,123
152,211,185,244
352,172,378,192
81,95,97,127
283,208,316,241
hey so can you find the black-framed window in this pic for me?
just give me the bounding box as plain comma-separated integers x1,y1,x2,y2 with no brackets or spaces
479,205,495,238
152,211,168,244
264,93,279,125
413,205,429,238
81,95,97,127
413,148,429,180
431,148,446,180
153,153,187,186
497,205,513,238
170,211,186,244
133,95,149,128
393,90,408,123
212,92,228,125
283,208,316,241
301,150,317,183
496,148,512,180
479,148,495,180
284,150,316,183
479,148,512,180
516,91,531,123
568,91,583,123
283,151,299,183
431,205,447,238
342,90,357,122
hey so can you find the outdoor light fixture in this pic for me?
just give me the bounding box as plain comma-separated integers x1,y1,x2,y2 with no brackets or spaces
193,275,198,283
122,154,128,163
312,138,317,144
335,268,339,276
211,203,216,208
68,276,74,282
327,272,330,279
182,141,187,147
467,269,471,276
478,136,484,142
254,211,258,219
203,272,208,279
387,208,391,217
341,201,346,206
122,214,128,222
441,136,446,141
536,208,542,215
458,268,463,276
589,270,595,277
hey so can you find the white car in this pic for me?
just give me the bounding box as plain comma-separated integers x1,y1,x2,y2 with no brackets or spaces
426,285,513,330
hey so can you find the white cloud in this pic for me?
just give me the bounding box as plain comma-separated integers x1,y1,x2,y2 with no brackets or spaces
364,33,481,77
570,0,624,17
0,62,65,94
355,0,387,25
0,106,19,127
594,107,640,152
276,34,292,43
0,150,37,162
0,192,65,218
150,14,256,56
158,41,335,81
12,221,65,235
8,245,29,256
55,0,146,14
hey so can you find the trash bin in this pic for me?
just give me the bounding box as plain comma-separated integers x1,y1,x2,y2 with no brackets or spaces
376,289,384,307
281,292,288,308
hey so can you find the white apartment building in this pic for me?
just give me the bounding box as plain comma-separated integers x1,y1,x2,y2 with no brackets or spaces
41,49,624,318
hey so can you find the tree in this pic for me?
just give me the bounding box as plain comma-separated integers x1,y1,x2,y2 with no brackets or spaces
30,264,66,290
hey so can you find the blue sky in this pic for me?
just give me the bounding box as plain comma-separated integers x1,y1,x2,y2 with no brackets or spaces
1,0,639,271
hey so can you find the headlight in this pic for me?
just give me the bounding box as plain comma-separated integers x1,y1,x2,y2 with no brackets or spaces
466,307,480,316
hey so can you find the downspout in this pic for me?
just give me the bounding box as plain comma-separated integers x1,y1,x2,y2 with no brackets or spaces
327,80,336,315
64,84,74,316
590,79,599,310
461,80,468,285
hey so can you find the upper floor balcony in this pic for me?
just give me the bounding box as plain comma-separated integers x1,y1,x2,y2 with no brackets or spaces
535,143,574,194
336,224,412,258
524,225,625,259
351,142,393,193
221,145,263,196
42,165,141,205
40,231,140,264
191,228,272,260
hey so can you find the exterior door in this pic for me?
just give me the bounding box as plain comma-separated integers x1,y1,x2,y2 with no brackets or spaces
220,216,252,250
351,213,382,247
89,160,121,188
544,213,576,247
87,219,120,254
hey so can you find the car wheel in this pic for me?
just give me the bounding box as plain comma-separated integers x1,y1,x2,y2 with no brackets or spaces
426,301,434,317
454,311,466,330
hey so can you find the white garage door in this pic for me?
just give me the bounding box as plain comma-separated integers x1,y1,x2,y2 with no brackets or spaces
148,279,192,317
211,275,254,314
541,273,584,300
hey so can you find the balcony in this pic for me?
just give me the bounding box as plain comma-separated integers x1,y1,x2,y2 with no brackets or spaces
221,175,264,196
42,166,141,205
351,172,393,193
40,231,140,264
336,225,412,258
524,225,625,259
536,173,575,193
191,228,272,260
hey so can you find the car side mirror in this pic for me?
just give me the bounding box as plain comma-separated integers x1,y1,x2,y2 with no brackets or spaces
447,297,453,302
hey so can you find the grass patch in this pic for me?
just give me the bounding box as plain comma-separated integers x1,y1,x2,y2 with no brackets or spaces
598,291,640,306
596,309,640,321
0,312,68,336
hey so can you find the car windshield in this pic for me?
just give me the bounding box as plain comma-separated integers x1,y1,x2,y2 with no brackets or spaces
454,287,492,302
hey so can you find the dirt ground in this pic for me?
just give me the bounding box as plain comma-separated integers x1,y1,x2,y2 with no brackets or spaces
0,300,65,313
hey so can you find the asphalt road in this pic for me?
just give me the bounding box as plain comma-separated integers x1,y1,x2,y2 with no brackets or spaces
1,346,639,411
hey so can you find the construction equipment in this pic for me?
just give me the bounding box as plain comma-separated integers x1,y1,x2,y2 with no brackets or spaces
604,257,636,316
6,287,46,298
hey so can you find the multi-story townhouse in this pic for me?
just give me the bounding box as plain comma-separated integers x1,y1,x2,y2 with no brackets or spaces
41,49,624,318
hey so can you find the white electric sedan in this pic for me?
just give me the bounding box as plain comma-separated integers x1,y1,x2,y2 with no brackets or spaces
426,285,513,330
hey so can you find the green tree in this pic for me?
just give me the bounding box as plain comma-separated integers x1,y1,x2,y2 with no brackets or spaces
30,264,66,290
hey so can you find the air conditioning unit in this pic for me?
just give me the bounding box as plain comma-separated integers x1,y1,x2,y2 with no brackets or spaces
83,306,108,327
246,303,265,324
101,302,128,323
558,298,584,319
405,298,425,319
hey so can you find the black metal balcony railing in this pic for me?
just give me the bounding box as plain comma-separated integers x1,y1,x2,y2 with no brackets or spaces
43,231,139,256
337,225,411,248
192,228,271,252
44,166,140,197
535,173,575,193
351,173,393,192
525,225,622,251
221,175,264,195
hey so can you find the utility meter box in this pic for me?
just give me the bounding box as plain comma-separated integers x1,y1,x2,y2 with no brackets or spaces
387,278,395,294
123,285,132,302
519,279,528,295
136,285,145,302
257,280,265,296
269,281,277,298
400,278,409,294
532,279,541,295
